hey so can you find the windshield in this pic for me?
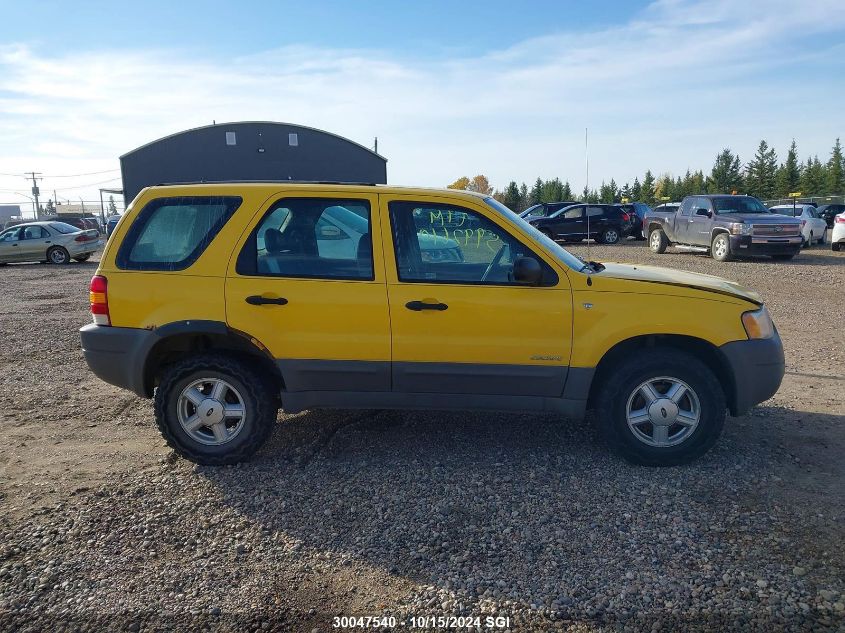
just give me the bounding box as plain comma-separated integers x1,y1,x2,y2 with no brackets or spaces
49,222,81,234
484,197,587,272
713,197,770,214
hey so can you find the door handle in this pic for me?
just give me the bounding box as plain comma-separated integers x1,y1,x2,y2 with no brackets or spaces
245,295,288,306
405,301,448,311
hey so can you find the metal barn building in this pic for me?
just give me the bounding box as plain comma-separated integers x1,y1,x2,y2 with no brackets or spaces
119,122,387,205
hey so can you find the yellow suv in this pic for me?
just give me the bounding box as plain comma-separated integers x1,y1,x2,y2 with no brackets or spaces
80,183,784,466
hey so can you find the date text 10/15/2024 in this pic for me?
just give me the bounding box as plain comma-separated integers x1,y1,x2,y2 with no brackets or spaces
333,615,512,629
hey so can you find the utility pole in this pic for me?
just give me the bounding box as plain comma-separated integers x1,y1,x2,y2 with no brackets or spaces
26,172,42,219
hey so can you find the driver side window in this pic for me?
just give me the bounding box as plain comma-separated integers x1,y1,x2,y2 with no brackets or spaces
388,201,545,285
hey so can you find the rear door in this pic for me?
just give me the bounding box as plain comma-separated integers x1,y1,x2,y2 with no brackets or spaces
225,191,392,392
380,194,572,397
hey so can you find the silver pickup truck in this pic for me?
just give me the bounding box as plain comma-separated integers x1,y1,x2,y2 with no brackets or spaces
645,194,802,262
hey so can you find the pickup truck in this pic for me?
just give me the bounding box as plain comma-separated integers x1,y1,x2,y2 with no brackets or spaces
645,194,802,261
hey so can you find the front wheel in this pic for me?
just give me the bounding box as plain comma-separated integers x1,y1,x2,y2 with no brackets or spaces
600,228,620,244
47,246,70,264
596,351,726,466
154,354,278,465
649,229,668,253
711,233,732,262
833,242,841,252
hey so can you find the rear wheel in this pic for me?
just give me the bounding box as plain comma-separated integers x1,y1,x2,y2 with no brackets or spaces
649,229,668,253
711,233,732,262
601,228,620,244
596,350,726,466
154,353,278,465
47,246,70,265
831,242,840,252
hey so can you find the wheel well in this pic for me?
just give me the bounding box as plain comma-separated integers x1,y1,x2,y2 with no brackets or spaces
143,332,283,397
711,228,729,241
587,334,737,414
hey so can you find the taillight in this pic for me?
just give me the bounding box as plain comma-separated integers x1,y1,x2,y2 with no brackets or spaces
89,275,110,326
622,212,630,221
836,215,845,224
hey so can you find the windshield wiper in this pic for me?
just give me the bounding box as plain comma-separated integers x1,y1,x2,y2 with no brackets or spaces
588,260,605,272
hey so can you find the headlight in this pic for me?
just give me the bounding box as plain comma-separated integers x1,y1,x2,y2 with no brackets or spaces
741,306,774,339
729,222,753,235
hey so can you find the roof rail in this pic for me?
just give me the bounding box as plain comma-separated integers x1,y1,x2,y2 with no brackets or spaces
153,179,379,188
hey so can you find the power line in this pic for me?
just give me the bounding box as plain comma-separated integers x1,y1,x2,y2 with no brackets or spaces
55,177,122,191
46,169,121,178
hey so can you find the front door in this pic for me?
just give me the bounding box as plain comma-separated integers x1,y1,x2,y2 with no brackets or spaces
0,227,21,262
549,205,586,239
686,197,713,246
225,192,391,392
381,195,572,397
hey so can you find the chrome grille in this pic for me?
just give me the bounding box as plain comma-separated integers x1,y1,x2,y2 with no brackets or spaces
753,224,800,236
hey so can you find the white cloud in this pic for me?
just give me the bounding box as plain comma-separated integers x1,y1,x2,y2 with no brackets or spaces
0,0,843,207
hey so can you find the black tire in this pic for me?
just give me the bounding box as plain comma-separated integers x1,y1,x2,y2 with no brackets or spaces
771,253,796,260
596,350,726,466
47,246,70,265
154,353,278,465
73,254,91,262
649,228,668,253
711,233,732,262
833,242,841,252
600,228,621,244
540,228,554,241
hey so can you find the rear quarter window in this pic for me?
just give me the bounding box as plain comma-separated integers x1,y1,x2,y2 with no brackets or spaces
116,196,241,271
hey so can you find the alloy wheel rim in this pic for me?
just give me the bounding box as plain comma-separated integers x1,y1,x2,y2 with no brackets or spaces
650,232,660,249
606,230,618,243
177,378,246,446
51,250,66,263
714,238,727,257
625,376,700,447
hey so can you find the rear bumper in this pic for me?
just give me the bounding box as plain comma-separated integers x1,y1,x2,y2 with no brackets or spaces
719,330,785,416
729,235,801,255
80,323,154,397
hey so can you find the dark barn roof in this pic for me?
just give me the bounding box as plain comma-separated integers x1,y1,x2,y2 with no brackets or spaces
119,122,387,204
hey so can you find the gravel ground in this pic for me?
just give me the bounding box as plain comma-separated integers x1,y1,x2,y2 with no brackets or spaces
0,242,843,632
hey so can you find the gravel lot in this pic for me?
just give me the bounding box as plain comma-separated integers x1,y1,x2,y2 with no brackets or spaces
0,242,843,632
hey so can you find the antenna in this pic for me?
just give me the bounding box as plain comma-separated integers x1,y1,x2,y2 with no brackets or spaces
585,127,590,253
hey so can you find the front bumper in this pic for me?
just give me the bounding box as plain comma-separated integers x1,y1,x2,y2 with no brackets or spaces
729,234,801,255
80,323,155,397
719,330,785,416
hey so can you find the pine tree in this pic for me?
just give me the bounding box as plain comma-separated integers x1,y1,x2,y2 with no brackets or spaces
561,181,572,200
775,139,800,198
800,156,826,196
502,181,521,212
631,177,642,201
707,149,743,194
744,140,778,200
529,178,543,205
621,182,631,200
641,171,656,205
826,138,844,195
519,183,528,210
108,195,118,214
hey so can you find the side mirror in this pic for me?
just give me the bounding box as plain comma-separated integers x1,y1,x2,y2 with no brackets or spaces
695,208,712,218
513,256,543,285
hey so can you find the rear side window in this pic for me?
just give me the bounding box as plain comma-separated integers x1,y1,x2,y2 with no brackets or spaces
236,198,374,280
116,196,241,271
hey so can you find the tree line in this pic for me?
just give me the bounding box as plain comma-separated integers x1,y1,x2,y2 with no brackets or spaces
448,138,844,213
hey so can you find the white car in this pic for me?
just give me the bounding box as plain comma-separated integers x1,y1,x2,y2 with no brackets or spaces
769,204,828,247
0,221,102,265
831,212,845,252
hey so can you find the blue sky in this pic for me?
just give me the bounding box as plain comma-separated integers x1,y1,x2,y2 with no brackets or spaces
1,0,844,208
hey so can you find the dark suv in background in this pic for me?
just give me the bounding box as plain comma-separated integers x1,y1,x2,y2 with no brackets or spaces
817,203,845,228
526,203,633,244
616,202,652,239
